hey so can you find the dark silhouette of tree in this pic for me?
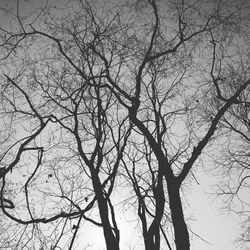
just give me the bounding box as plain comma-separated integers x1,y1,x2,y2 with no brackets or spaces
0,1,131,247
0,0,249,249
206,30,250,248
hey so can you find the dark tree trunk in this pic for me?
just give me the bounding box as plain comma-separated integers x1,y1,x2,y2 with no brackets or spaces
98,197,120,250
92,175,120,250
144,228,160,250
145,174,165,250
167,181,190,250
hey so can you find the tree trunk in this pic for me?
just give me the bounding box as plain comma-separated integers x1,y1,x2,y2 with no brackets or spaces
144,228,160,250
98,199,120,250
92,175,120,250
145,174,165,250
167,181,190,250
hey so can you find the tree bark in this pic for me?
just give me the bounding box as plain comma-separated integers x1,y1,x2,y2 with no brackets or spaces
92,175,120,250
167,180,190,250
98,198,119,250
145,174,165,250
144,230,160,250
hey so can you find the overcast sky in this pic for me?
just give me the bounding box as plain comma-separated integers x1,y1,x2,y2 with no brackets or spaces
0,0,249,249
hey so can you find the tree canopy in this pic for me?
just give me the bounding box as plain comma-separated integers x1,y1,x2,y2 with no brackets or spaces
0,0,250,249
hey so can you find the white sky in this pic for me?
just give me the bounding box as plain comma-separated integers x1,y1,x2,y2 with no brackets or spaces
188,174,242,250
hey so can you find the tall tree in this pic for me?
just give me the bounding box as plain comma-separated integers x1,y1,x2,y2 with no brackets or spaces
0,1,131,248
0,0,249,249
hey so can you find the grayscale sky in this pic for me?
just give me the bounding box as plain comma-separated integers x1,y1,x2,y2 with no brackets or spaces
0,0,249,249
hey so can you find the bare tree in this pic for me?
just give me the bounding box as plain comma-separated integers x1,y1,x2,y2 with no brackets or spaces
0,0,250,250
206,28,250,248
0,2,131,249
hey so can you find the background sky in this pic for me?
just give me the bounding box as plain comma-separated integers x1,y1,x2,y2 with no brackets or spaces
188,171,243,250
0,0,249,249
